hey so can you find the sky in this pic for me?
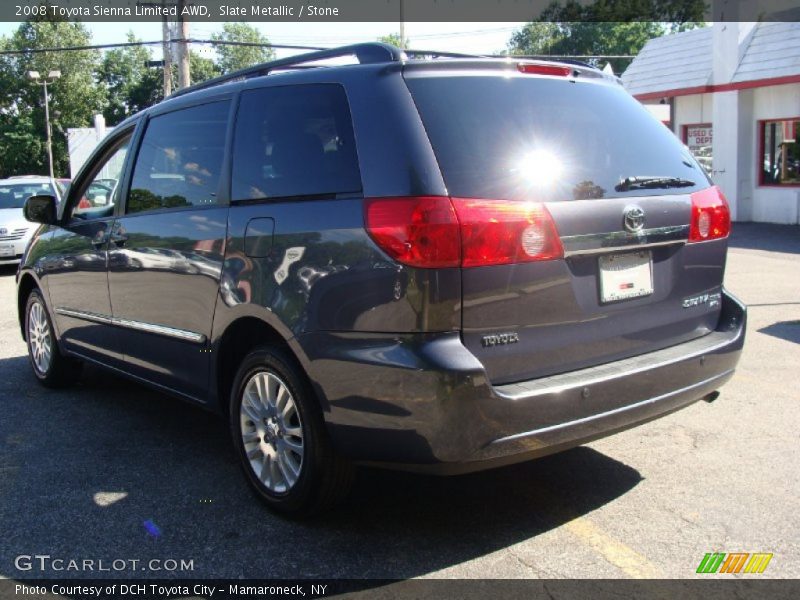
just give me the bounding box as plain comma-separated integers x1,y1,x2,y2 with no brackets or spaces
0,21,525,58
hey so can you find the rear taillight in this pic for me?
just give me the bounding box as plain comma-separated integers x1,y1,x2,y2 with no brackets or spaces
363,196,460,268
364,197,563,268
452,199,563,267
689,186,731,242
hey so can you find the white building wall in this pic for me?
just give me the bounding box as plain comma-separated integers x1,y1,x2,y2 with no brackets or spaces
712,91,742,220
674,93,714,131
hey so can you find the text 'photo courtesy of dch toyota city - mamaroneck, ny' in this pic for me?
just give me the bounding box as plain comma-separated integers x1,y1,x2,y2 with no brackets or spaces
0,0,799,598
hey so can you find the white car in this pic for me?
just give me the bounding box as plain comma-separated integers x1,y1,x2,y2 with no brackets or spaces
0,176,64,265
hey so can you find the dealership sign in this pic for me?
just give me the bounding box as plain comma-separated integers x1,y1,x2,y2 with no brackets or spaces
686,126,713,150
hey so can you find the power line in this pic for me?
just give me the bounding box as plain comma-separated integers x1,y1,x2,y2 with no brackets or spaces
0,40,326,55
0,39,633,59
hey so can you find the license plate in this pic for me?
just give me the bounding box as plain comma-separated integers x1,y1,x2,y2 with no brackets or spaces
0,244,14,258
599,251,653,303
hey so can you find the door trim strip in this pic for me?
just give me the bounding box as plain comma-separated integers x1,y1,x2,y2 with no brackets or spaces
54,307,206,344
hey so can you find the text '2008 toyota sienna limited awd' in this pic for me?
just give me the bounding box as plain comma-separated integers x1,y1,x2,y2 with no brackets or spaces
18,43,745,515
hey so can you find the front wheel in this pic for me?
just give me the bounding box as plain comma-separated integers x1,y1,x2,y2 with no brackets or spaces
24,289,79,387
230,347,354,515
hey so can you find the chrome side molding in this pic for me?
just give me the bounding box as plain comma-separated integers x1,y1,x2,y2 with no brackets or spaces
561,224,690,257
54,307,206,344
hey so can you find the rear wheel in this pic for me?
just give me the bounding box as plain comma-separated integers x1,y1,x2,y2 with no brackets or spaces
230,346,354,515
24,289,79,387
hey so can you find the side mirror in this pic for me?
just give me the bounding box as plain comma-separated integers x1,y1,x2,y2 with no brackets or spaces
23,194,58,225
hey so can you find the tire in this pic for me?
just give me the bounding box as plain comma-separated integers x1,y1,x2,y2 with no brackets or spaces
24,289,80,388
229,346,354,516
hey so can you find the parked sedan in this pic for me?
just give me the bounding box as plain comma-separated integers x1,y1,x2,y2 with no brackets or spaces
0,176,63,265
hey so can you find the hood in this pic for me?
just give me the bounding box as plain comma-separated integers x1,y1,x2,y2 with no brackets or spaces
0,208,32,232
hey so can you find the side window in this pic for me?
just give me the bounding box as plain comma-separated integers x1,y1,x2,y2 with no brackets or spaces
231,84,361,201
128,101,230,214
70,134,131,221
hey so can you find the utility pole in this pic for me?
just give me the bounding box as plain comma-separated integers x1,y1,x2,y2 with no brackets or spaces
138,1,174,96
161,0,172,96
399,0,406,48
176,0,190,89
27,70,61,179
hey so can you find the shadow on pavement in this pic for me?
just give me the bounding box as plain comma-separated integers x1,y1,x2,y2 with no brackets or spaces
758,321,800,345
0,360,643,580
729,222,800,254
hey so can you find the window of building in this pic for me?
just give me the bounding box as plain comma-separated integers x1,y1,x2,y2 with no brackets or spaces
231,84,361,201
683,123,713,175
760,118,800,186
128,101,230,214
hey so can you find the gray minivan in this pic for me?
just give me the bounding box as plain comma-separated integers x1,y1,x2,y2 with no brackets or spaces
18,44,745,514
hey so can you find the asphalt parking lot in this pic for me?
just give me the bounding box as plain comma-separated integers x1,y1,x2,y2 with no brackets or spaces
0,223,798,581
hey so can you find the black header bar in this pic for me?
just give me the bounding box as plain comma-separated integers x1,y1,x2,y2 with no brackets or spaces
2,0,800,23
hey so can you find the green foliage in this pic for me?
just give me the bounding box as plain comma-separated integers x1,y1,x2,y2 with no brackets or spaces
188,51,222,84
378,33,410,49
0,19,105,177
98,31,161,125
211,23,275,74
507,0,707,73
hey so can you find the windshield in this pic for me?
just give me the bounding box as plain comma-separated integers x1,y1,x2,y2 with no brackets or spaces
406,75,710,201
0,183,55,209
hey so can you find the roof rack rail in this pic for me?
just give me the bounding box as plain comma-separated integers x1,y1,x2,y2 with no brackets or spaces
403,48,486,59
168,42,405,99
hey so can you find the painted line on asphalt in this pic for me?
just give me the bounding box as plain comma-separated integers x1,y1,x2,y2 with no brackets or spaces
564,516,663,578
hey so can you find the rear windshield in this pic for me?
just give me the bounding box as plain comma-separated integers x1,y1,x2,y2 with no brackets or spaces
406,75,709,201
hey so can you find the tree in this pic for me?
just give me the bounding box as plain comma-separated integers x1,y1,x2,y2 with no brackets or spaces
211,23,274,74
378,33,410,49
98,31,160,125
0,19,105,177
189,51,222,84
507,0,706,73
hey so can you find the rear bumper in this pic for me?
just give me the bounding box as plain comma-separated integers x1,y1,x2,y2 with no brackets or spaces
299,289,746,474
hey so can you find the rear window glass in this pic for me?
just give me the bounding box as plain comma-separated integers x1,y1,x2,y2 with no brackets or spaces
406,75,709,201
231,84,361,201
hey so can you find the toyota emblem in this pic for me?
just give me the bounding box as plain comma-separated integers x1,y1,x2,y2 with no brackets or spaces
623,206,645,232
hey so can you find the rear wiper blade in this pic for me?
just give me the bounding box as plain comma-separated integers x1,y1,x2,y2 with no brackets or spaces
615,176,696,192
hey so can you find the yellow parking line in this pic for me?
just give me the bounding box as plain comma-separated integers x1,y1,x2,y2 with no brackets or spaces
564,517,663,578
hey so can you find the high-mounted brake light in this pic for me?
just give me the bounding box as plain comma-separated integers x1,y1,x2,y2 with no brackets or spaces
364,197,563,268
688,186,731,242
517,63,572,77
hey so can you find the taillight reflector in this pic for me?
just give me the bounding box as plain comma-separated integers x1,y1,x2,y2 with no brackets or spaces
517,63,572,77
689,186,731,242
364,196,563,268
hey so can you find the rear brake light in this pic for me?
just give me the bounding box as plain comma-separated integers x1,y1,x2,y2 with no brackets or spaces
517,63,572,77
364,196,563,268
452,199,563,266
689,186,731,242
364,196,460,268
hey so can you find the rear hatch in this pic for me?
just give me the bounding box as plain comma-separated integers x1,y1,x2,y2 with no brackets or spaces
404,63,730,384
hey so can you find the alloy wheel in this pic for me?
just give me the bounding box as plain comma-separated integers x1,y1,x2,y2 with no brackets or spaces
239,371,304,494
27,300,52,375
